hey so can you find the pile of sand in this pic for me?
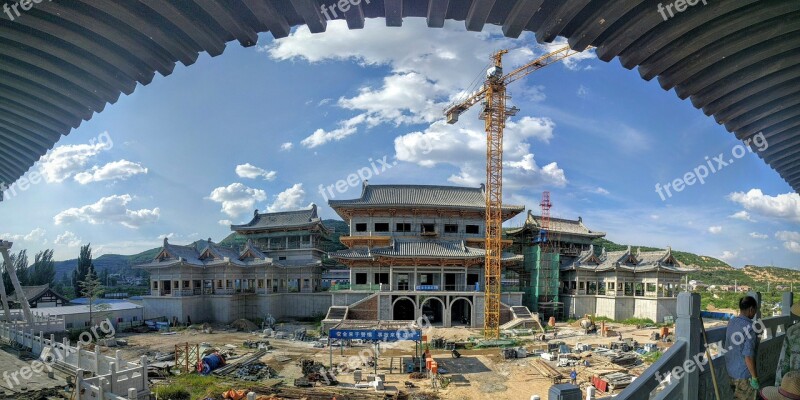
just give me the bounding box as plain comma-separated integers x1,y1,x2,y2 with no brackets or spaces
231,318,259,332
424,327,479,342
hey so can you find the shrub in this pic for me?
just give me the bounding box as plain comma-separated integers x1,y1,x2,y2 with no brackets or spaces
154,385,190,400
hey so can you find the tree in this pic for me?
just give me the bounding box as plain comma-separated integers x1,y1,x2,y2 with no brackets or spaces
73,244,96,298
29,249,55,286
9,250,28,286
78,270,108,326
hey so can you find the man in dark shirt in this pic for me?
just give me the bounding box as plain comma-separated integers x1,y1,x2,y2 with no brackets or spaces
724,296,760,400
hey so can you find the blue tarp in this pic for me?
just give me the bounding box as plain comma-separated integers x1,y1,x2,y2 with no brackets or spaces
700,311,735,321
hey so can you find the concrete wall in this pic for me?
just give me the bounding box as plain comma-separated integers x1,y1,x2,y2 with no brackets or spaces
615,297,635,320
501,292,523,306
378,295,392,320
560,295,677,322
594,296,616,319
633,297,676,323
143,292,335,324
473,296,485,327
562,295,596,320
279,293,331,318
331,292,371,306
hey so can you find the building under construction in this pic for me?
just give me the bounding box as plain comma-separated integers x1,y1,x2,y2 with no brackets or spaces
506,209,606,321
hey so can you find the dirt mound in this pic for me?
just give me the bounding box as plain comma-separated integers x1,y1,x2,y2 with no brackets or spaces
231,318,258,332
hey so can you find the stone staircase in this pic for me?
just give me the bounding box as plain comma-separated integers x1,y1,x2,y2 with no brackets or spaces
321,293,381,333
500,305,544,332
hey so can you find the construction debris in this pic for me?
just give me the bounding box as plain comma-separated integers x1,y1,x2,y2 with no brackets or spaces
213,349,266,376
232,362,277,381
531,359,563,384
231,318,259,332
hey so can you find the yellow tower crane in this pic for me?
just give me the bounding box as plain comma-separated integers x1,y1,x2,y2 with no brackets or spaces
444,45,591,339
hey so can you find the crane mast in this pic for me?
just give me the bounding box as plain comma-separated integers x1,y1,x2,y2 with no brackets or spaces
482,50,510,339
444,45,590,339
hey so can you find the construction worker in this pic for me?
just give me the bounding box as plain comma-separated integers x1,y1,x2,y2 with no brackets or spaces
724,296,760,400
775,302,800,385
570,368,578,385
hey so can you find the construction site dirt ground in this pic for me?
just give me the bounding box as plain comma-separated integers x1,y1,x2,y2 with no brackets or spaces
106,321,726,399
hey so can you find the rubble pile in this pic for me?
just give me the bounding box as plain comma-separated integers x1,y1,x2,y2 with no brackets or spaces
232,362,277,381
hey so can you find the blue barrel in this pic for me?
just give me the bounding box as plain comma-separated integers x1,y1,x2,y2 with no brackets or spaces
200,353,224,374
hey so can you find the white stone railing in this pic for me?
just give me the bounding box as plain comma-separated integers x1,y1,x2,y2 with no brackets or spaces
0,320,148,399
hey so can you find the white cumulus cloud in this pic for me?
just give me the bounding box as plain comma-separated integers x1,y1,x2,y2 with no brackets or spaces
218,219,233,226
728,189,800,223
776,231,800,253
729,210,755,222
708,226,722,234
235,163,277,181
0,228,47,244
54,194,160,228
74,160,148,184
267,184,306,212
207,183,266,217
280,142,293,151
719,250,738,261
55,231,82,247
749,232,768,239
265,19,592,149
38,137,112,183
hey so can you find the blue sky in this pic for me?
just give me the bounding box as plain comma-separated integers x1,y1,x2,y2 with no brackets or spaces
0,19,798,268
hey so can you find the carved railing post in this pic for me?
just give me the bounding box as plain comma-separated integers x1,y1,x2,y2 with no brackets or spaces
676,292,701,400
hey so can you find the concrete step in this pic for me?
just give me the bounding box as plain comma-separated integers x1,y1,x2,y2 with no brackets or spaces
324,306,348,321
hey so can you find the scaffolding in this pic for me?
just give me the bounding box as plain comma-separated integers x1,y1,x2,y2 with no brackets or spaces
535,192,563,321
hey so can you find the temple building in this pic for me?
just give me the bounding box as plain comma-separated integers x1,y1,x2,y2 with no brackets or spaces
559,245,693,323
136,205,335,324
506,211,606,319
323,182,529,328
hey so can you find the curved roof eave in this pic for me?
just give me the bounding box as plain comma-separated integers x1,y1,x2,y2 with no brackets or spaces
0,0,798,197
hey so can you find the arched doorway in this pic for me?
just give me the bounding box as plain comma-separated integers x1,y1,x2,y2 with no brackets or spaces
420,297,445,326
450,298,472,326
392,297,416,321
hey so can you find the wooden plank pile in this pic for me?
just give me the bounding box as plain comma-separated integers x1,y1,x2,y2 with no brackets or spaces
213,349,267,375
531,359,563,384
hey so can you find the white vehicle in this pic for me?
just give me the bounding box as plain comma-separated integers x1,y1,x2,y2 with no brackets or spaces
556,354,579,367
540,352,557,361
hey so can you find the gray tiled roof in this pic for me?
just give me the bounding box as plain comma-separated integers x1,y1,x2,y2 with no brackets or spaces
11,285,68,304
328,183,524,213
561,245,693,273
507,210,605,238
137,238,272,268
231,204,322,231
331,239,522,262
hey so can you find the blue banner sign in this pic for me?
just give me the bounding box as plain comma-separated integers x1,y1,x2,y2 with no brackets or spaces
329,329,421,341
415,285,439,291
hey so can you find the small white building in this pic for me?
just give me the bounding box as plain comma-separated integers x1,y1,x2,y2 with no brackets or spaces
12,301,144,330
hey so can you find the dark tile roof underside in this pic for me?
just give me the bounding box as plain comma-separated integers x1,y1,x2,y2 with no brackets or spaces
0,1,798,197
